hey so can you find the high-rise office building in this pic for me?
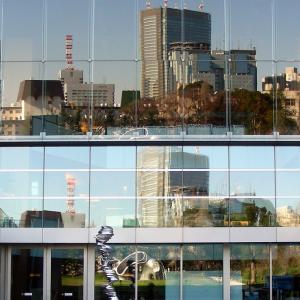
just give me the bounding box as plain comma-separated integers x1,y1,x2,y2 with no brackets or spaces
58,68,115,107
169,46,257,92
140,7,211,98
263,67,300,126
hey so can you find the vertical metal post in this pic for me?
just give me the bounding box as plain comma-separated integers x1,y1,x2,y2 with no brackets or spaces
43,248,47,300
0,247,6,300
5,247,11,300
87,245,95,300
223,244,230,300
180,245,183,300
270,245,273,300
135,246,138,300
45,248,51,300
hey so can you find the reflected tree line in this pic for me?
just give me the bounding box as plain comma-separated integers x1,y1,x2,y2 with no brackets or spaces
63,81,298,135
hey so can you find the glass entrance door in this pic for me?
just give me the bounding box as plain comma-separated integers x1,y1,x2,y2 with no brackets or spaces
11,248,44,300
50,248,84,300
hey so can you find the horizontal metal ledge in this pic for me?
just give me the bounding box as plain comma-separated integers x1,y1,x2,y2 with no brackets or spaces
1,227,300,244
1,134,300,147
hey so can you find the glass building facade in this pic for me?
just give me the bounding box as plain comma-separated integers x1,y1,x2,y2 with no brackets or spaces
1,0,300,300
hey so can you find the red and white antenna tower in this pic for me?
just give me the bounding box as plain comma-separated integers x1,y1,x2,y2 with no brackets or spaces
65,34,73,69
163,0,168,7
66,174,76,214
146,0,151,9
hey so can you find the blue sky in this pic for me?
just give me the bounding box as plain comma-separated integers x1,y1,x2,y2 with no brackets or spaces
2,0,300,104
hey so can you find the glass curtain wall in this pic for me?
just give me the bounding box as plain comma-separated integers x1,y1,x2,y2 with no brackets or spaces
1,1,300,137
2,144,300,228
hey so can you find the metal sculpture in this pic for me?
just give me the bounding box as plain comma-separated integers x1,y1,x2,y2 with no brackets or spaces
96,226,119,300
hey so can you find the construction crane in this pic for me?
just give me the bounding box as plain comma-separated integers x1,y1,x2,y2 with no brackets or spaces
199,2,205,11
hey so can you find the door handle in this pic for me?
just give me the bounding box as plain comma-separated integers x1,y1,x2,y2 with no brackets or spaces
21,292,33,296
61,292,73,297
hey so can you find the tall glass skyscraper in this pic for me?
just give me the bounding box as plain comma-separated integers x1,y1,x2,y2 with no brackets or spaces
140,7,211,98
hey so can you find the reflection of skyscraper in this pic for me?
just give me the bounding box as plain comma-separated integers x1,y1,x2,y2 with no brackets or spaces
169,47,257,92
140,7,211,98
137,147,209,227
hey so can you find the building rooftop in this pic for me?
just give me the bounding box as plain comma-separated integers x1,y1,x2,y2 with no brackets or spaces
17,80,64,100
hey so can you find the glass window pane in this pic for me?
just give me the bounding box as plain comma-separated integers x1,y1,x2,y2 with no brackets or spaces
183,197,228,227
95,245,136,300
276,199,300,226
44,61,91,135
0,147,43,169
276,147,300,169
183,244,223,300
137,147,183,169
43,198,87,228
91,171,135,197
230,244,270,300
276,0,300,61
137,170,182,197
0,147,44,227
94,0,137,60
44,171,88,197
0,172,43,228
183,171,228,197
45,147,89,169
90,198,136,228
3,0,43,61
272,244,300,299
183,146,228,169
2,62,43,136
229,0,272,60
276,172,300,197
137,245,180,300
273,62,300,135
44,147,89,227
138,197,182,227
92,61,137,133
230,198,275,227
230,171,274,196
11,248,43,299
46,0,91,60
91,147,136,169
229,61,276,135
51,249,84,299
230,146,274,169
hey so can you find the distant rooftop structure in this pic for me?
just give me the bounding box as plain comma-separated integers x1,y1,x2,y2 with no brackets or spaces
17,80,64,101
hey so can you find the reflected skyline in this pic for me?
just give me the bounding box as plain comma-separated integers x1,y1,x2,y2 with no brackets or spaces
1,1,300,135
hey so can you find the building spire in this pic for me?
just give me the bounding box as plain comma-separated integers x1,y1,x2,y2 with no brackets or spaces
146,0,151,9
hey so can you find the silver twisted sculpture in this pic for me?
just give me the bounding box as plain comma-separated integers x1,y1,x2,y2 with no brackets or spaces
96,226,119,300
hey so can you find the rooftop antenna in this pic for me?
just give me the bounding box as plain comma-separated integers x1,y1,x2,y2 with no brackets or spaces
249,39,253,49
146,0,151,9
199,2,205,11
174,2,178,8
184,2,187,9
163,0,168,7
65,34,73,69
